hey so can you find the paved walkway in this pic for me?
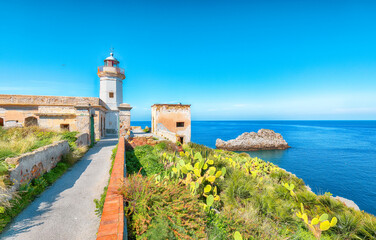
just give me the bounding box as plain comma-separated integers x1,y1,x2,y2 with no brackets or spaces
0,137,117,240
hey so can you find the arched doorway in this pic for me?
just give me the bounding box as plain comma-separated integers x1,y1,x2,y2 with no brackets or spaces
25,116,38,127
0,118,3,127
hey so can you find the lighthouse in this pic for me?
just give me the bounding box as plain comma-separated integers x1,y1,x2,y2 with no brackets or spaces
97,51,128,135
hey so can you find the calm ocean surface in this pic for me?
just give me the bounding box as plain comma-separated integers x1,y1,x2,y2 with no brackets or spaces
132,120,376,215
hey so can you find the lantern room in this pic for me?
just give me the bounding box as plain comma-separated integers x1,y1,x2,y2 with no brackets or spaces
97,51,125,80
104,52,119,67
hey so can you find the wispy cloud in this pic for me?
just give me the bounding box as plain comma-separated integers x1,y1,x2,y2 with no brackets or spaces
233,104,247,108
334,107,376,114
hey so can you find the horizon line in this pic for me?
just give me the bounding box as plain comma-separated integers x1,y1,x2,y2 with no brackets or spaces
131,119,376,122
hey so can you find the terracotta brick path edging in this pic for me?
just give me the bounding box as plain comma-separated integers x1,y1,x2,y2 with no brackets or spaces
97,137,126,240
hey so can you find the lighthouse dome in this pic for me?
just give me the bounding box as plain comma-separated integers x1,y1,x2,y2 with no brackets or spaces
104,52,119,63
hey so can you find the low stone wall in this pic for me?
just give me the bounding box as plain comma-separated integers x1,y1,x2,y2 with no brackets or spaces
5,140,70,190
97,137,126,239
75,133,90,147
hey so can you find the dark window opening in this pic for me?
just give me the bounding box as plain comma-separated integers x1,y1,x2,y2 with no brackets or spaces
176,122,184,127
179,137,184,144
0,118,3,127
25,116,38,127
60,124,70,131
109,92,114,98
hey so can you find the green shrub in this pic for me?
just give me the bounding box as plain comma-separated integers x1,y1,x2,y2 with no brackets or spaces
126,151,144,175
223,170,255,205
0,162,10,175
43,162,70,185
0,149,17,161
134,145,154,159
356,214,376,240
120,174,206,240
330,211,360,238
317,195,345,214
126,145,165,176
153,141,167,153
187,142,214,156
61,131,78,143
94,186,108,217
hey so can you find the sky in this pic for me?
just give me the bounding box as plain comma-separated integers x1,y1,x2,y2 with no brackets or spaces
1,0,376,120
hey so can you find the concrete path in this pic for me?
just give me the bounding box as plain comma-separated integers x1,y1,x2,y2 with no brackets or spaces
0,137,117,240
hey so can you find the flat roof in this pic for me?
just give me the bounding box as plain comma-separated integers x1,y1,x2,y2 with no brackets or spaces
151,103,191,107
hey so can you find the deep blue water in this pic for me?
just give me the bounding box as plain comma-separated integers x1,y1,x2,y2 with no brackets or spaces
132,120,376,215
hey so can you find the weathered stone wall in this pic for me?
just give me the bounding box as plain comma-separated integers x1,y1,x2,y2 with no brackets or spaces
119,108,131,137
0,95,108,140
38,106,76,114
5,140,70,190
151,104,191,143
0,102,107,141
76,107,91,136
38,115,78,132
75,133,90,147
0,106,38,126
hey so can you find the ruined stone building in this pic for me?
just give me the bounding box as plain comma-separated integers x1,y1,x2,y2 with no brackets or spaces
151,104,191,144
0,52,132,141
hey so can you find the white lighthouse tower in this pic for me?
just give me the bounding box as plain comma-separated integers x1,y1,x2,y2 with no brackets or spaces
97,51,126,134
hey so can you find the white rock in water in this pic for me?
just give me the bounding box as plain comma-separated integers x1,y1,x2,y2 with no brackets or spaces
215,129,290,151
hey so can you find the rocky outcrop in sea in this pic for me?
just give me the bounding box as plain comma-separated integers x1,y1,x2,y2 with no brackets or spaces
215,129,290,151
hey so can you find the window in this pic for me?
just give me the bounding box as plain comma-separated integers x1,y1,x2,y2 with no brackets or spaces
179,137,184,144
60,124,70,131
25,116,38,127
109,92,114,98
0,118,3,127
176,122,184,127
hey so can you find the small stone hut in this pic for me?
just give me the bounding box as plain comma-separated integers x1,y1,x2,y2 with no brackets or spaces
151,104,191,144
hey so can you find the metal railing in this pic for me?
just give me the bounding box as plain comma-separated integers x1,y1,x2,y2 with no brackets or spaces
97,66,125,75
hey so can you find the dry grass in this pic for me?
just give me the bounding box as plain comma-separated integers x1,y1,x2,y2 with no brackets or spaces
0,127,64,161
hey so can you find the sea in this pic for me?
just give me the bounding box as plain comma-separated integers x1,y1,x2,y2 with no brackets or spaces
132,120,376,215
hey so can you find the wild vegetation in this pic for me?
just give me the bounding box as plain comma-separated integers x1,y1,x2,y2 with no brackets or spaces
123,141,376,240
0,126,88,232
0,126,76,161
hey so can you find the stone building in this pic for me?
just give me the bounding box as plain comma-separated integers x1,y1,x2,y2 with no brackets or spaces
0,52,132,141
151,104,191,144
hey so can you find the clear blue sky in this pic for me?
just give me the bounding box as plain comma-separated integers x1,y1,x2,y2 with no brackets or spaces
1,0,376,120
